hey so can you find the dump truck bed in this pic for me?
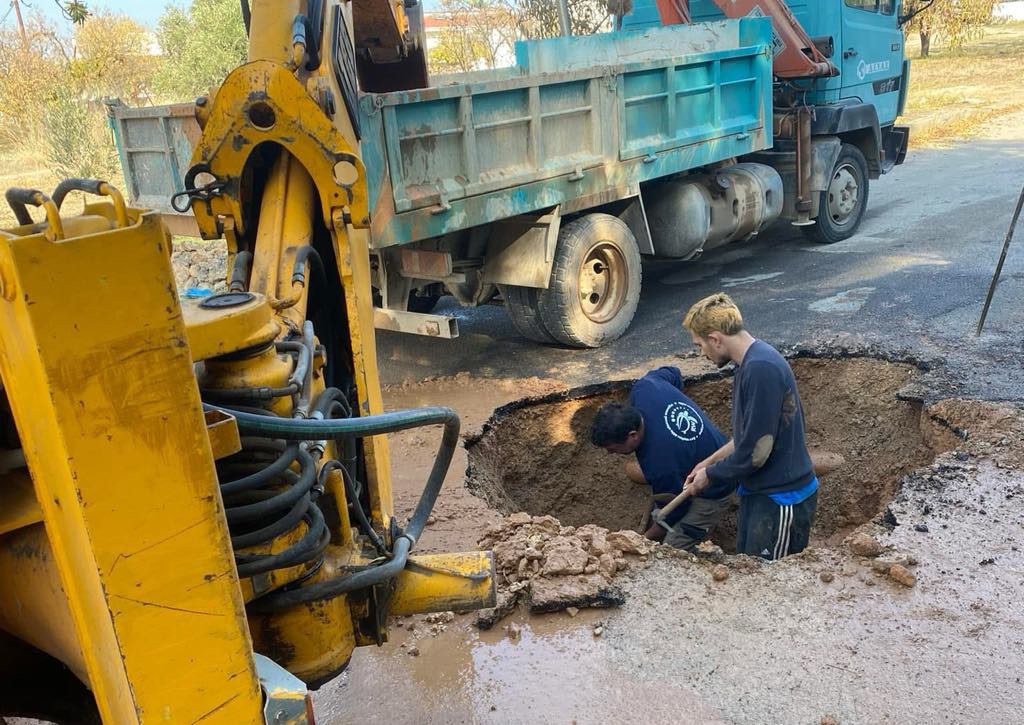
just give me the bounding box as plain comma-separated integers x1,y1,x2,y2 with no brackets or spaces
361,18,772,248
108,18,772,247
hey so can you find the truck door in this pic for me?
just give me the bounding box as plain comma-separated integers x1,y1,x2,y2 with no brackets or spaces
839,0,904,126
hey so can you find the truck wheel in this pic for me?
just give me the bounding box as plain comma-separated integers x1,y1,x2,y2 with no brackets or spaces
803,143,870,245
538,214,642,348
501,284,558,344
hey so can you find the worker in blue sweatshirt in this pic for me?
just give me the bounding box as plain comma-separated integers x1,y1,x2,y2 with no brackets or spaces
590,366,731,551
682,293,817,560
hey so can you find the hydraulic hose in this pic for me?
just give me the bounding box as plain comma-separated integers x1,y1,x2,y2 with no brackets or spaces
320,460,387,556
207,404,460,611
224,448,318,526
219,443,300,496
235,504,330,578
231,493,310,549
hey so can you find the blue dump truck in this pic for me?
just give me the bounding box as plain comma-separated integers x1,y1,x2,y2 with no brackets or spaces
109,0,909,347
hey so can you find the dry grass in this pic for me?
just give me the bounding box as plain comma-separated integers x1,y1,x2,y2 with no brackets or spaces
903,22,1024,147
0,147,62,229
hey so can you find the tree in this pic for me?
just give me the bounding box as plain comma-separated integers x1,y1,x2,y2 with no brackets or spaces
902,0,998,58
154,0,247,100
69,11,155,102
510,0,611,39
0,15,69,148
428,0,518,74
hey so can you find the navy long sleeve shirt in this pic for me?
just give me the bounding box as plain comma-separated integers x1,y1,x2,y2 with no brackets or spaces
706,341,814,496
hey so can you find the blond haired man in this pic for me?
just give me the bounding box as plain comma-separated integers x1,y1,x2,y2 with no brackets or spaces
682,293,817,560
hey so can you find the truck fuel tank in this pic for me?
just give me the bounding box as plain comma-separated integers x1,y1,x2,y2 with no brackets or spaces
645,163,784,259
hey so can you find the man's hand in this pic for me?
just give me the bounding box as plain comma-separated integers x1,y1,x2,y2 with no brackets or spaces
684,466,711,496
644,524,667,542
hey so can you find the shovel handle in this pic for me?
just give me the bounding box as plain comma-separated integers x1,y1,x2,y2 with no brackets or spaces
656,487,693,524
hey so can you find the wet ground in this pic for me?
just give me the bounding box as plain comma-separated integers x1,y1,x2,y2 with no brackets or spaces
312,115,1024,722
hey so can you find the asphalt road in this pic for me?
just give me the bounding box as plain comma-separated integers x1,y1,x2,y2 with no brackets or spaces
377,113,1024,403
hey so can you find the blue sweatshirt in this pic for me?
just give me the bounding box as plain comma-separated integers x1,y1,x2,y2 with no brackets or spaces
629,367,730,526
706,341,814,496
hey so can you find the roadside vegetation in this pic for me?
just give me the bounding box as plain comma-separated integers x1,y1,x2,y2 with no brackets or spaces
0,2,1020,228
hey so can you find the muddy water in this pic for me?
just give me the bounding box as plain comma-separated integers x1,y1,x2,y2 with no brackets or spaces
313,608,727,724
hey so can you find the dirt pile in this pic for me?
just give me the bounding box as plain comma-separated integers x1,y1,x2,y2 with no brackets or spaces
474,512,657,628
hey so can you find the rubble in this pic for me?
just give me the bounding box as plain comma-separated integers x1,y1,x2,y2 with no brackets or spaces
475,513,655,627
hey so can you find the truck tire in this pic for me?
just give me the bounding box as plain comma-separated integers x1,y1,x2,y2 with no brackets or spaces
537,214,642,348
803,143,870,244
501,284,558,344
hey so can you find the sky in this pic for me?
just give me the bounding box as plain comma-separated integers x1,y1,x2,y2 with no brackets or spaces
12,0,441,30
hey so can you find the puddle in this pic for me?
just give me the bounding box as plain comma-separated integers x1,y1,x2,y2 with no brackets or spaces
466,357,961,550
313,610,727,724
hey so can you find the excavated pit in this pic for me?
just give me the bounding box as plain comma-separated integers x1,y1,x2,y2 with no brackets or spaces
466,357,961,550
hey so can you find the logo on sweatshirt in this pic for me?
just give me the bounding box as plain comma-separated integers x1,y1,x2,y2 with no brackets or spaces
664,402,704,442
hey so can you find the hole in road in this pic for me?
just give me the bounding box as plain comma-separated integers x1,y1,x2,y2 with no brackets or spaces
466,358,959,550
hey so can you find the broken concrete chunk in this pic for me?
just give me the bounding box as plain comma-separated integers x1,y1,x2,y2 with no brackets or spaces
475,590,519,630
606,529,656,555
540,537,589,576
848,532,883,558
528,574,626,614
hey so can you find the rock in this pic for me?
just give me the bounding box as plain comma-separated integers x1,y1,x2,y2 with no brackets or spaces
507,512,532,526
593,625,604,637
566,607,580,618
914,523,930,533
426,516,437,526
606,530,655,555
597,553,618,579
849,533,883,558
888,564,917,587
407,646,420,657
528,575,626,614
694,541,726,563
424,612,455,625
475,591,519,630
517,558,528,577
523,547,543,561
531,515,560,534
505,623,521,641
711,565,729,582
820,716,839,725
820,571,835,584
540,537,590,576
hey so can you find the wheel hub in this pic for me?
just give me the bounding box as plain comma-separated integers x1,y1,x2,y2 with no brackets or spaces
578,242,628,324
827,164,859,226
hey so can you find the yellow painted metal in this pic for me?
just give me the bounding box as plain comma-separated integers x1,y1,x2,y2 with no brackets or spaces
391,552,498,616
0,469,42,536
249,153,317,334
248,0,304,64
188,60,369,241
181,294,280,361
0,205,264,723
249,593,357,686
200,343,296,417
0,523,87,682
332,218,395,524
205,409,242,460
